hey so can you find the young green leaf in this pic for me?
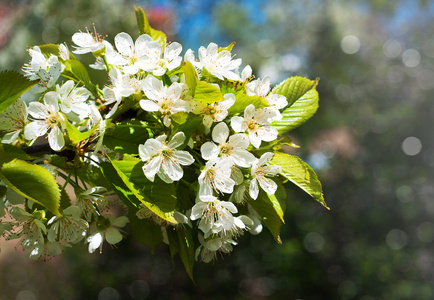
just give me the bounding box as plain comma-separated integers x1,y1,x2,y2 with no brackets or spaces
62,59,98,98
100,161,140,209
65,118,98,145
194,81,223,103
103,120,150,154
218,42,236,53
172,114,202,149
271,152,328,209
0,71,39,115
150,28,167,50
184,61,198,96
228,92,268,115
108,155,179,224
0,159,61,216
270,77,319,135
166,226,195,281
248,191,284,244
134,5,151,35
38,44,60,58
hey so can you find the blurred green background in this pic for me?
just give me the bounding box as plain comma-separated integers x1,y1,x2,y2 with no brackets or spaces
1,0,433,299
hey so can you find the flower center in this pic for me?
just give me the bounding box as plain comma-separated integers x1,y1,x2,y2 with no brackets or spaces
46,114,58,128
204,104,218,116
220,144,230,155
247,119,258,131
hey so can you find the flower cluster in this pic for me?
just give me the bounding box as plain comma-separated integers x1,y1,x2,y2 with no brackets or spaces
0,7,324,271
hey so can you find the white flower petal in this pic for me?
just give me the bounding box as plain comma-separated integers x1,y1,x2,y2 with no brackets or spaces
115,32,135,57
87,233,103,253
140,100,160,112
171,150,194,166
249,178,259,200
200,142,219,161
258,177,278,195
230,116,245,133
28,102,49,119
24,121,49,140
212,122,229,144
257,126,278,142
162,158,183,181
48,126,64,151
144,156,163,181
168,132,185,149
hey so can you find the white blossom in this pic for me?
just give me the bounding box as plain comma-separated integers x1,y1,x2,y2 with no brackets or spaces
112,32,153,75
75,187,108,222
140,75,190,127
55,80,91,115
7,207,46,258
246,76,288,109
195,233,237,263
249,152,281,200
87,214,129,253
142,41,183,76
193,93,235,128
22,46,61,93
231,104,280,148
201,122,255,168
139,132,194,183
197,42,242,80
72,30,105,54
190,195,238,237
59,43,70,60
24,92,66,151
198,157,235,196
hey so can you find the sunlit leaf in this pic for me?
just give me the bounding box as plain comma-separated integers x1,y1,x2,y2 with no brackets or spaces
270,77,319,135
0,159,60,216
0,71,38,115
249,191,284,244
271,152,328,209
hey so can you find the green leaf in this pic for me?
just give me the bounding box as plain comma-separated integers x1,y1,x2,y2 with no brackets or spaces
270,77,319,135
167,227,195,281
0,144,36,164
100,161,140,209
248,191,283,244
38,44,60,58
218,42,236,52
172,114,202,149
65,118,98,145
150,28,167,49
267,193,285,223
129,210,163,247
62,60,98,98
228,92,269,115
101,161,163,247
0,159,60,215
134,5,151,35
103,120,149,154
272,76,316,107
171,112,189,125
0,71,39,115
60,188,72,210
184,62,198,96
194,81,223,103
271,152,328,209
133,5,166,48
108,155,179,224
